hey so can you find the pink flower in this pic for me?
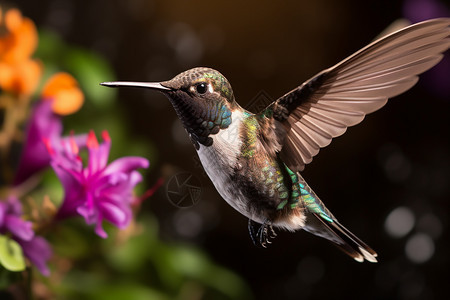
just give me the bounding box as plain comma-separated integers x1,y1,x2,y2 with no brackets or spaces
48,130,149,238
18,236,53,276
13,101,62,185
13,100,87,186
0,197,52,276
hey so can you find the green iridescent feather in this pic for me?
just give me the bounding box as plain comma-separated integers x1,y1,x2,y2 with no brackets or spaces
238,113,335,222
241,113,259,158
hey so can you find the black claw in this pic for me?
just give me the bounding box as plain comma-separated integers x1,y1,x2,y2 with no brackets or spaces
248,219,277,248
258,225,266,247
269,225,277,239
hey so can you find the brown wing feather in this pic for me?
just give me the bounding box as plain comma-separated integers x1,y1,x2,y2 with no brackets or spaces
263,18,450,172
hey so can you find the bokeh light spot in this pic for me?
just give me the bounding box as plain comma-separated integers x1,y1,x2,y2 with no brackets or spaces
405,233,435,264
378,144,412,182
385,206,415,238
166,22,203,65
173,210,203,238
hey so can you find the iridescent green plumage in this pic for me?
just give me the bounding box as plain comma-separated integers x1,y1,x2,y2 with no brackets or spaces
238,112,335,224
240,112,259,158
204,72,234,99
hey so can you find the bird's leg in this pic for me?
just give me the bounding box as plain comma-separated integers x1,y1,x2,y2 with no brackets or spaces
257,220,273,248
248,219,277,248
268,223,277,239
257,224,269,247
248,219,261,246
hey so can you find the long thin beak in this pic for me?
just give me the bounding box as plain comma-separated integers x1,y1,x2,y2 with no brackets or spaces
100,81,172,91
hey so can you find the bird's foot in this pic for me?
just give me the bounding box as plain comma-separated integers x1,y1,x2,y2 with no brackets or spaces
248,219,277,248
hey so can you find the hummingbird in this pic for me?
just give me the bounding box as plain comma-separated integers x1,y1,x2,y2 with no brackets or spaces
101,18,450,262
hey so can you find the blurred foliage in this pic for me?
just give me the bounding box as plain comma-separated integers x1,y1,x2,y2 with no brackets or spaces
44,218,252,299
47,216,251,300
0,236,26,273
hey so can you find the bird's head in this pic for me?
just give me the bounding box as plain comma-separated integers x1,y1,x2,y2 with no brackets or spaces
101,67,238,148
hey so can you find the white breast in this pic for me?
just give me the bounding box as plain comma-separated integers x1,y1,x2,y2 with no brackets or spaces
196,110,254,218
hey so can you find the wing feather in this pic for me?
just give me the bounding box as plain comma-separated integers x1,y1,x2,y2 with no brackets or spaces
282,138,306,169
263,18,450,171
293,120,331,148
331,42,448,85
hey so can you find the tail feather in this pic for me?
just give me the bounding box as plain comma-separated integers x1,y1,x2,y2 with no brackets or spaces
296,173,377,262
303,212,378,263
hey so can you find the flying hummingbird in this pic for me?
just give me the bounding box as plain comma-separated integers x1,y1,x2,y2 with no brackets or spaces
101,18,450,262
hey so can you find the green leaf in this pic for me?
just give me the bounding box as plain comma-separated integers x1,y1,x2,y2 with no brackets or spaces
64,48,116,108
36,29,66,60
0,235,26,272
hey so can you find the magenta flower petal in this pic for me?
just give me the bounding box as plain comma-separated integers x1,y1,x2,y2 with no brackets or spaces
0,205,4,225
98,131,112,170
14,101,62,185
48,130,149,237
94,220,108,239
128,171,144,189
100,200,130,228
14,100,88,186
0,197,52,276
52,162,84,219
4,215,34,241
101,171,143,204
0,198,33,241
18,236,52,276
104,157,150,176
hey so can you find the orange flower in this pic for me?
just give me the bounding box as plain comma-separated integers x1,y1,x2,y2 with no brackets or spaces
0,8,38,63
41,72,84,115
0,7,41,96
0,59,42,96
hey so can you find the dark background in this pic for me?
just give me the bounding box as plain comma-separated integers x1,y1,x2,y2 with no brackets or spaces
10,0,450,299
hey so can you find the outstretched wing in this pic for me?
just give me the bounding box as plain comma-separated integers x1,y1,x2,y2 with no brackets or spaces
262,18,450,172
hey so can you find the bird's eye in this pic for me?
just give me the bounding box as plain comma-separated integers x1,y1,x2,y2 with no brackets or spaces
196,82,208,94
